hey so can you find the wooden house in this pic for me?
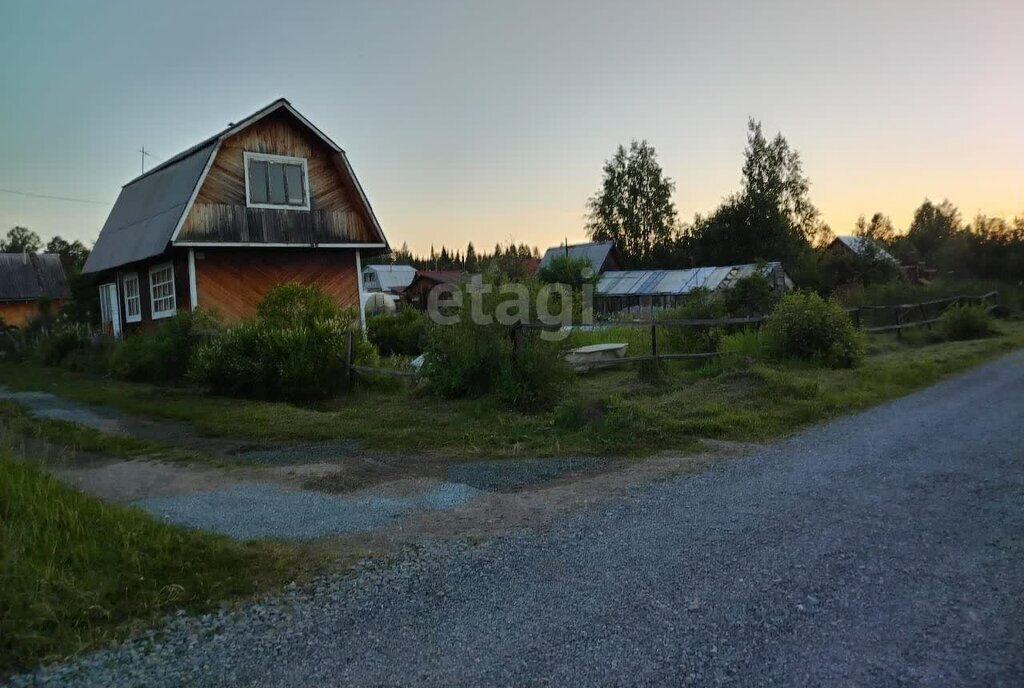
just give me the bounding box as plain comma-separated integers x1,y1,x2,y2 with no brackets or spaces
0,253,69,326
538,241,623,275
82,98,388,336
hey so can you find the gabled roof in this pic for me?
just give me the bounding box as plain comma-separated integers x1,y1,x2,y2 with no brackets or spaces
538,241,619,271
597,262,789,297
0,253,69,301
83,98,387,274
832,236,899,265
363,264,417,291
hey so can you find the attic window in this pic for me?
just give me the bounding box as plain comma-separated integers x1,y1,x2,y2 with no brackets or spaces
243,152,310,210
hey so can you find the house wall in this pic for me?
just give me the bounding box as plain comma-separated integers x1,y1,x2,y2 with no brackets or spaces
193,248,359,323
178,110,376,245
108,251,192,334
0,300,63,327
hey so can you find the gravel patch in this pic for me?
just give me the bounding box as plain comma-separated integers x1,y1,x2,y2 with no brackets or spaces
446,457,606,491
229,439,362,465
133,482,487,539
9,352,1024,687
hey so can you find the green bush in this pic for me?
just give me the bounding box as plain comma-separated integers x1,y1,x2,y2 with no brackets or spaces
764,291,865,367
722,272,779,317
109,309,220,383
939,305,994,341
657,289,727,354
256,283,339,329
190,285,374,402
367,309,429,356
37,323,91,366
421,287,573,410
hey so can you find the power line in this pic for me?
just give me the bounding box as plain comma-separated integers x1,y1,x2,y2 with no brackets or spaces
0,188,111,206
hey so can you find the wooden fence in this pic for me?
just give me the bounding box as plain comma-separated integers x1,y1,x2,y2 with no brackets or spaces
347,292,1000,379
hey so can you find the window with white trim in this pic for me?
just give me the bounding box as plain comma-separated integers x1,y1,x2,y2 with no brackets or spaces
244,152,310,210
149,262,177,319
123,272,141,323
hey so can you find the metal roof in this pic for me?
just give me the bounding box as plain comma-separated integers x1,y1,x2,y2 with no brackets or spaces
539,241,617,271
834,236,899,265
83,142,216,274
363,264,417,291
83,98,388,274
0,253,69,301
597,262,786,296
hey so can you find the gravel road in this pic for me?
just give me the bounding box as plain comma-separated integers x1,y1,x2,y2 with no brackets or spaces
12,352,1024,687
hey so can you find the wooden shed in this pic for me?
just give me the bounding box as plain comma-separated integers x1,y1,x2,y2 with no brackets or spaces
82,98,388,336
0,253,69,326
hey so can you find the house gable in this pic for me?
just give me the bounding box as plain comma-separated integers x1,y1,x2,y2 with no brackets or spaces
175,107,383,246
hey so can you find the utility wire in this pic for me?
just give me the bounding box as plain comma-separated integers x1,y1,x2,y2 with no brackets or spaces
0,188,112,206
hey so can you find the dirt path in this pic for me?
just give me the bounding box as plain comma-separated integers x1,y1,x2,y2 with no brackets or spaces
14,351,1023,687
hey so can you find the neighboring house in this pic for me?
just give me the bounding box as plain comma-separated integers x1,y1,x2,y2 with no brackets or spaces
82,98,388,337
828,236,900,266
362,264,416,294
0,253,69,326
538,241,623,274
596,262,793,315
403,270,480,310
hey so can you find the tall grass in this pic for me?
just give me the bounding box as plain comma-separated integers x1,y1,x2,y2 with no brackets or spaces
0,453,310,674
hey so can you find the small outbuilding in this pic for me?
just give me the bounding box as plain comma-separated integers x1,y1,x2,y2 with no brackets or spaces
362,264,416,294
538,241,623,274
827,236,900,266
596,262,792,315
0,253,69,326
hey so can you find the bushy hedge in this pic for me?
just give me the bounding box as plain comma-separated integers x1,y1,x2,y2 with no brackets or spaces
940,305,994,341
191,284,375,402
421,286,572,410
109,310,220,383
764,291,865,367
657,289,727,354
367,309,429,357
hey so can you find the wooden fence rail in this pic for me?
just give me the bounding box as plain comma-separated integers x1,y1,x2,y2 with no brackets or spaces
345,292,999,379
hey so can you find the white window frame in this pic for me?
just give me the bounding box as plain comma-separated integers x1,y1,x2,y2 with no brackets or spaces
243,151,311,211
123,272,141,323
149,261,177,320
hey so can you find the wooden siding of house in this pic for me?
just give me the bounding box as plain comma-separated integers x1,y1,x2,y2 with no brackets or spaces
178,110,376,245
112,252,192,333
193,248,359,323
0,300,63,327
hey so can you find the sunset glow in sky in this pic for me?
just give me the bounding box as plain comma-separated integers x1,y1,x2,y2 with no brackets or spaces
1,0,1022,255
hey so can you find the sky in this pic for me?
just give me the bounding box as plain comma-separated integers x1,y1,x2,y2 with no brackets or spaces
1,0,1022,256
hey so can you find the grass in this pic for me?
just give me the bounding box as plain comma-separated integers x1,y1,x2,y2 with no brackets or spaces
0,401,209,464
1,320,1021,458
0,448,319,675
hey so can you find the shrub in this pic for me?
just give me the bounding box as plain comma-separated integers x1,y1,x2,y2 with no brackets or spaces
109,309,220,383
764,291,865,367
722,272,779,317
939,305,994,341
190,285,374,402
657,289,727,354
367,309,429,357
537,255,599,290
256,283,339,329
421,287,573,410
37,323,91,366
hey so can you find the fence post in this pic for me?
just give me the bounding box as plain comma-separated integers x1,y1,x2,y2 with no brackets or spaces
345,329,355,392
852,307,861,329
650,322,658,361
895,307,903,339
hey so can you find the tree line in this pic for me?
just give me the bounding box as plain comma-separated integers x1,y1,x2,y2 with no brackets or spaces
584,120,1024,288
384,241,541,280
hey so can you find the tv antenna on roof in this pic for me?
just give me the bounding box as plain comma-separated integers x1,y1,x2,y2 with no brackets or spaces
138,146,160,174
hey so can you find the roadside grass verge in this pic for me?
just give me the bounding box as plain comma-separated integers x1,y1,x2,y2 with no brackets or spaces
1,321,1021,457
0,401,207,464
0,450,319,676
